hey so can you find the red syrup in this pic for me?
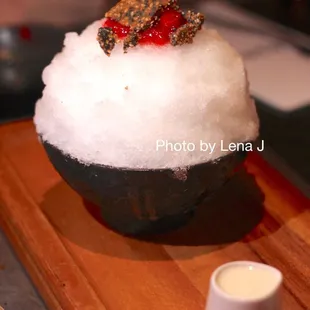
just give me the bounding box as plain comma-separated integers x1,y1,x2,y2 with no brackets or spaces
103,18,130,39
103,8,187,46
139,9,186,45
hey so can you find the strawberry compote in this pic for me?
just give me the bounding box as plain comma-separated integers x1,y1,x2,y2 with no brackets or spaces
103,7,187,45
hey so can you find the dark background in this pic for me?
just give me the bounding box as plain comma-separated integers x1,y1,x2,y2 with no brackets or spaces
234,0,310,34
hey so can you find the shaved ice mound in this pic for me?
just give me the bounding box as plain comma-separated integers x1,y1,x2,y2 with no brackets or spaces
34,1,260,235
34,21,259,170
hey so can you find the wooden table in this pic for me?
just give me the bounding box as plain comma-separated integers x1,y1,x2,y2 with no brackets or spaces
0,120,309,310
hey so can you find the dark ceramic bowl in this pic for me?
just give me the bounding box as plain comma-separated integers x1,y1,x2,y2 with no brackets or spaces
42,141,247,236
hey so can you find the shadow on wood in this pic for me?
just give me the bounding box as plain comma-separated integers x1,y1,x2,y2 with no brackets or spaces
40,167,273,260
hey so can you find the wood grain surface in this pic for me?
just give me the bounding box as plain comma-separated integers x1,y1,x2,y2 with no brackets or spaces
0,120,309,310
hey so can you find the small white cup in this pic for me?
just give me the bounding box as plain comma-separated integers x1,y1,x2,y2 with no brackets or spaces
206,261,283,310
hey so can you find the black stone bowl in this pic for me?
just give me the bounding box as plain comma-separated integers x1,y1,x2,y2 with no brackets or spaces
42,141,247,236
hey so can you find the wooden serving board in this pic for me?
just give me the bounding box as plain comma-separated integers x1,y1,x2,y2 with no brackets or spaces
0,120,309,310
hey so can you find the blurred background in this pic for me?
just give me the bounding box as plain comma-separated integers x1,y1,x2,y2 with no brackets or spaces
0,0,310,309
1,0,310,120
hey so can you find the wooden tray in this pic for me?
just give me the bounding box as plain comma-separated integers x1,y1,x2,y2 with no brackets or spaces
0,120,309,310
